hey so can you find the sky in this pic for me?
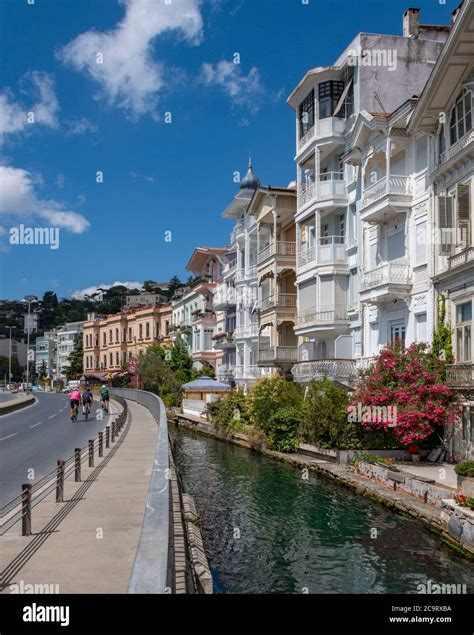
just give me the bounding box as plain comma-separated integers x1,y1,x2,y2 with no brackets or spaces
0,0,460,301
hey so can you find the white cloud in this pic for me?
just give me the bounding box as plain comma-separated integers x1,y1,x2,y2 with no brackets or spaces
0,72,59,140
129,170,157,183
65,116,98,136
58,0,203,118
0,165,90,234
72,281,142,299
200,61,264,113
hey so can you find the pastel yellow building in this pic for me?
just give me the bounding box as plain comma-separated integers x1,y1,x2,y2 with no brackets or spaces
83,304,172,381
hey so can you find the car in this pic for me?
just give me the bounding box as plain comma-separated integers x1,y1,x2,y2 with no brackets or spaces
61,387,70,394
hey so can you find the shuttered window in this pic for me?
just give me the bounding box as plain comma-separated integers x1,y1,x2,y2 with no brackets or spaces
438,196,454,254
299,279,317,310
457,183,471,248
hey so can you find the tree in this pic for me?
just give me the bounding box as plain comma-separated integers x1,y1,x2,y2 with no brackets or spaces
303,378,359,449
138,347,182,407
168,336,196,384
63,332,84,380
143,280,158,293
0,356,22,382
350,341,459,446
432,294,453,363
250,377,303,435
38,360,48,383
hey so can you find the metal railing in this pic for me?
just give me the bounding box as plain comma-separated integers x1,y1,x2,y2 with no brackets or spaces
110,388,170,594
258,346,298,363
446,363,474,388
448,247,474,270
257,241,296,264
0,399,128,537
362,175,412,208
259,293,297,311
296,305,348,327
292,359,357,381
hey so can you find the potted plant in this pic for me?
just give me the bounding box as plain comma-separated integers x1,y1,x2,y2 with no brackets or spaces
455,461,474,498
407,442,421,463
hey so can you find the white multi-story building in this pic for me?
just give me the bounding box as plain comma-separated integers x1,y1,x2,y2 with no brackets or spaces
35,331,57,377
409,0,473,460
55,321,85,378
287,7,451,386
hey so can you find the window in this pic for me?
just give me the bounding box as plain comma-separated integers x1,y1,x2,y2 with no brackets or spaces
115,328,119,343
103,332,106,346
109,353,113,366
128,327,132,341
139,324,143,339
165,321,170,336
109,330,112,344
415,220,427,266
299,89,314,138
321,223,329,245
461,406,474,442
456,301,472,362
103,355,107,368
415,313,427,342
318,80,345,119
115,352,119,366
338,213,345,240
449,88,472,145
353,327,361,357
390,320,406,345
437,195,455,254
145,322,150,339
204,329,213,350
415,135,428,172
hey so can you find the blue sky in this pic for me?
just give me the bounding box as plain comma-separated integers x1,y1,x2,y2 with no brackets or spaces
0,0,459,300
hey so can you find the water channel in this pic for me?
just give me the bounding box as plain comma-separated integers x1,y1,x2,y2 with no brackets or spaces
174,427,473,594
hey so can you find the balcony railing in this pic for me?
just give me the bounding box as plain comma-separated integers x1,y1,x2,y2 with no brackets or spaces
297,117,345,153
258,347,298,363
235,265,258,282
297,236,346,268
448,247,474,270
257,241,296,264
259,294,297,312
440,130,474,165
298,125,316,151
297,173,346,209
363,263,411,289
296,305,348,327
235,324,259,339
362,175,412,208
233,365,270,379
292,359,356,381
446,363,474,389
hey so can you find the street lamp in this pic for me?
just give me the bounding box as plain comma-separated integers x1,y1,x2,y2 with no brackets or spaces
7,326,13,388
24,295,38,394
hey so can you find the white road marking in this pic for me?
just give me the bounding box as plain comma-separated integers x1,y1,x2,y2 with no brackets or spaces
0,433,18,441
30,422,43,428
48,414,56,419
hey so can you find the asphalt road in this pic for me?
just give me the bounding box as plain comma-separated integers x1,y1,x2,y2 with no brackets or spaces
0,392,116,508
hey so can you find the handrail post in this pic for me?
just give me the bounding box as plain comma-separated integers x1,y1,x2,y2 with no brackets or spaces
106,426,110,448
112,421,116,442
75,448,81,482
56,460,65,503
21,483,32,536
88,439,94,467
98,431,103,457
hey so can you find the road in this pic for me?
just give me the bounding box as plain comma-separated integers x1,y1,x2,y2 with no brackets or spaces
0,392,116,508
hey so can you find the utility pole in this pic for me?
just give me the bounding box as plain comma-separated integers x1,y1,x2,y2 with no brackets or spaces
8,325,13,387
24,295,37,394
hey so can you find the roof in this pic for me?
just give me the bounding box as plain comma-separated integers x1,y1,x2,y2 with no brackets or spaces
185,247,229,274
182,376,231,391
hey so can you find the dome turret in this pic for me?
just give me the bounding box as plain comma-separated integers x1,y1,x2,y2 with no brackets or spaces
240,157,260,190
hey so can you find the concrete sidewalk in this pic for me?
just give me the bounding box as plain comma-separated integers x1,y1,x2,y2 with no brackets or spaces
0,400,158,594
394,462,457,490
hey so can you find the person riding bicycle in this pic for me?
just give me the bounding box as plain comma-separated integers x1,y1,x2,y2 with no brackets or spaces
100,384,109,411
70,389,81,419
82,387,93,415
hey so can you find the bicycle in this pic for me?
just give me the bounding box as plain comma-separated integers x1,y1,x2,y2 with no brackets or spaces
84,400,91,420
70,402,79,422
101,398,109,414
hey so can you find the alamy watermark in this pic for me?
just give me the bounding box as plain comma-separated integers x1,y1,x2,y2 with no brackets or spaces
9,224,60,250
347,46,397,72
348,402,398,427
417,579,467,595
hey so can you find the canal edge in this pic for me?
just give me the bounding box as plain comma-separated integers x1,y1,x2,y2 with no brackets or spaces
169,413,474,563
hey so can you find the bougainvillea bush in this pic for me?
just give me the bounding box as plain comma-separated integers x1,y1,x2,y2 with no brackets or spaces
350,341,459,446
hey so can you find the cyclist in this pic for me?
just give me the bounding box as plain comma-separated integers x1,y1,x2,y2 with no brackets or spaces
100,384,110,413
70,388,81,421
82,387,93,417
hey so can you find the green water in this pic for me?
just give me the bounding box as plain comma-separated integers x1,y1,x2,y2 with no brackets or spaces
174,427,474,594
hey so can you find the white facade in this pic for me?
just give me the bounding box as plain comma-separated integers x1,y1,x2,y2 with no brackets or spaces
55,321,85,378
288,8,451,385
35,331,57,377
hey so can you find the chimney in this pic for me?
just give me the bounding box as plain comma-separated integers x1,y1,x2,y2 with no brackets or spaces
451,2,463,24
403,8,420,38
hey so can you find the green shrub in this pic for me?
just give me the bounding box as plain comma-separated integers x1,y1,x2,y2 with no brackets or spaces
206,390,250,433
302,378,360,450
265,406,302,453
349,452,399,470
250,377,303,434
454,461,474,477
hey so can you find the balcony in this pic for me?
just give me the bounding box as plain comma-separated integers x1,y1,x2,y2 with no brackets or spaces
235,324,259,339
235,266,258,283
446,363,474,392
360,175,412,223
213,285,237,311
233,365,271,380
257,241,296,266
258,346,298,367
448,247,474,271
295,305,349,333
297,173,347,211
360,262,411,304
230,219,245,245
259,293,297,313
223,260,237,277
297,117,346,156
292,359,357,384
439,130,474,166
297,236,347,270
212,331,235,350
